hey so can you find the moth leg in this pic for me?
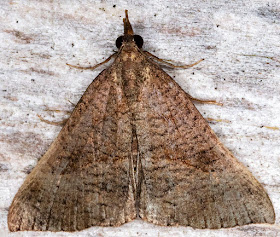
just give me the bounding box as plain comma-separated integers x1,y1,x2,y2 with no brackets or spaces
43,108,72,115
66,52,117,70
188,95,223,106
66,99,76,107
143,51,204,68
37,114,68,126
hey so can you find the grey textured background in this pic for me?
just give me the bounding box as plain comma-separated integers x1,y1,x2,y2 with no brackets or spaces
0,0,279,236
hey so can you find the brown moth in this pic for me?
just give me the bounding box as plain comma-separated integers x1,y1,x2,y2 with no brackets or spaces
8,10,275,232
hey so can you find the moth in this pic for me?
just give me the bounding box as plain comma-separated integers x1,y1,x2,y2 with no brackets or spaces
8,10,275,232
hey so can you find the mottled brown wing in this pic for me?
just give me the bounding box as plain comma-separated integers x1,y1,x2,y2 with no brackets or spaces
136,61,275,228
8,67,136,232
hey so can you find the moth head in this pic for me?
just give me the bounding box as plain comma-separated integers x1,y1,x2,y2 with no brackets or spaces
116,10,144,49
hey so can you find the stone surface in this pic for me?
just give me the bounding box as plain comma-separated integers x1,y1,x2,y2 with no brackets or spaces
0,0,279,236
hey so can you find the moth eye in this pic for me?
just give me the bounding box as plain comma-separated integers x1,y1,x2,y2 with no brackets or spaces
134,35,143,48
116,36,124,48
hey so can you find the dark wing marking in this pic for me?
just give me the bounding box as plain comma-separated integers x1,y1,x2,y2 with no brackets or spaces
136,60,275,228
8,67,136,232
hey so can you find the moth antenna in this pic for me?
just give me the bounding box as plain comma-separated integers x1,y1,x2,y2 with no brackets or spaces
123,10,134,35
